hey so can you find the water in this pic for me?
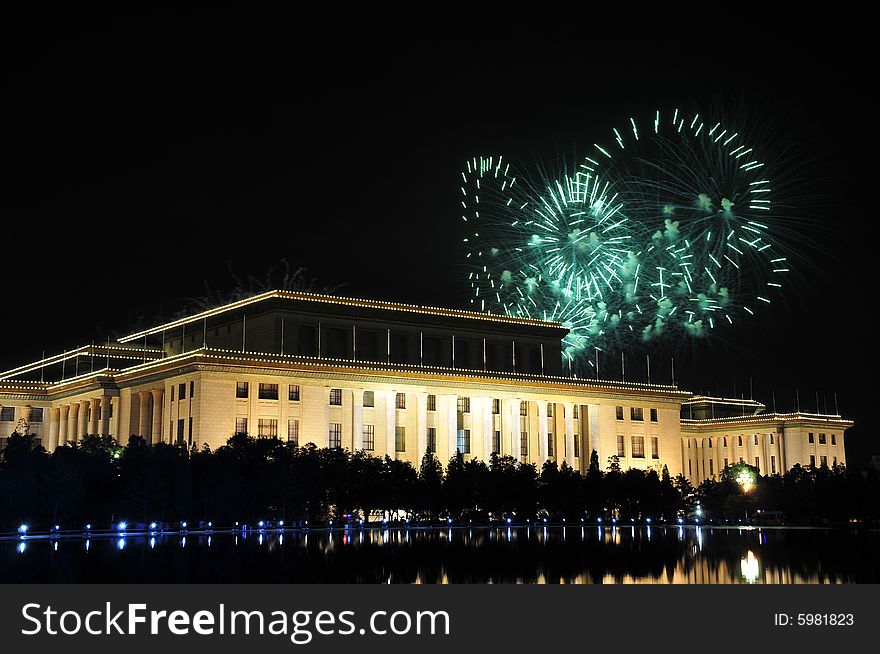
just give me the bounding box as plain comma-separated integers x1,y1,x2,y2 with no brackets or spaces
2,526,878,583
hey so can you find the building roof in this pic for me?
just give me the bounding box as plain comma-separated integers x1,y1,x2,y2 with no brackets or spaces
117,290,566,343
681,412,854,430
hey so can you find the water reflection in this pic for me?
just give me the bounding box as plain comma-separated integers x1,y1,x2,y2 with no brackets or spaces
2,526,876,584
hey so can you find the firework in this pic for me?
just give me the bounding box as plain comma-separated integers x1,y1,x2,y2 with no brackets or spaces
595,109,789,341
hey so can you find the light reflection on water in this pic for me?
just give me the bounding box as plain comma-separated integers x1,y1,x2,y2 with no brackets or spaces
2,526,876,584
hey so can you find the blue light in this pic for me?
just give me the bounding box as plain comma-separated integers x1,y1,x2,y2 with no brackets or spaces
117,521,127,532
181,521,188,529
150,522,157,530
612,518,617,524
117,537,126,550
597,518,603,523
580,518,585,523
278,521,283,527
208,521,213,528
18,524,28,535
646,518,652,523
542,518,547,523
53,525,60,531
85,524,92,530
258,521,265,528
447,517,452,524
677,517,683,524
506,517,512,524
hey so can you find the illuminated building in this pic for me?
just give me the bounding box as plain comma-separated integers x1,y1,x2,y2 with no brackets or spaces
0,291,852,480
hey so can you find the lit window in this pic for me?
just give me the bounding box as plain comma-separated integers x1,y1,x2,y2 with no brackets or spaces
329,388,342,405
520,431,528,457
547,403,554,418
615,406,624,420
289,385,300,401
573,405,579,419
236,382,249,399
362,424,374,451
427,427,436,453
363,391,374,407
520,401,528,416
457,429,470,454
288,420,299,446
235,417,247,434
493,430,501,454
617,434,625,457
651,436,659,459
574,435,580,458
427,395,436,411
457,396,470,413
396,393,406,409
329,422,342,448
258,419,278,438
492,398,500,414
258,383,278,400
395,426,406,451
631,435,645,458
630,407,644,421
547,433,554,458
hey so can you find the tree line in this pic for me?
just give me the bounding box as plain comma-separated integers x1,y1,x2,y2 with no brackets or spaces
1,432,878,531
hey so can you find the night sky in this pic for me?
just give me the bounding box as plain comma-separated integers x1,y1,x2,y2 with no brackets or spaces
2,11,874,462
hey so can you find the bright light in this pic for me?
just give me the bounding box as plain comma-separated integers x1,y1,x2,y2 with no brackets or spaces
181,522,188,528
258,521,264,528
646,518,652,523
741,550,760,583
150,522,157,530
736,469,756,492
117,521,127,532
597,518,603,523
18,524,28,535
208,521,213,527
85,524,92,530
506,517,512,524
278,521,283,527
677,517,683,524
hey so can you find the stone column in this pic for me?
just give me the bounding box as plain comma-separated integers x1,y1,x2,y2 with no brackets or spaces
508,398,521,460
89,397,100,436
383,390,396,458
415,392,428,465
48,408,60,451
480,397,493,463
151,388,164,445
536,400,548,464
137,390,150,439
100,396,112,436
58,405,69,446
444,394,458,461
564,402,575,468
78,399,89,439
351,388,364,450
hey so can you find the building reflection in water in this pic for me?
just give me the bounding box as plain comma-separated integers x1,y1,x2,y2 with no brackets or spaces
2,525,872,584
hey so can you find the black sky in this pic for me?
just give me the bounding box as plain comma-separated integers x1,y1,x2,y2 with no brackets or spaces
2,11,874,462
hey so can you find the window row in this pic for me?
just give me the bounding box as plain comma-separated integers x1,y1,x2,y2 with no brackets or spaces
808,432,836,445
236,382,301,401
616,435,660,459
171,381,195,402
615,406,659,422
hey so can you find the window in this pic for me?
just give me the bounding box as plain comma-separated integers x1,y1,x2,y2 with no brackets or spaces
547,403,554,418
755,457,760,469
427,395,436,411
520,431,528,457
396,393,406,409
818,433,826,445
547,434,554,458
771,456,777,474
492,398,500,414
258,383,278,400
235,417,248,434
631,407,644,421
236,382,249,398
177,419,185,442
631,435,645,458
188,417,193,445
30,408,44,422
329,423,342,448
708,438,713,448
171,386,175,401
809,455,816,467
617,434,625,457
808,432,814,443
395,426,406,452
492,430,501,454
754,434,759,446
650,408,658,422
258,419,278,438
574,405,580,419
833,456,837,467
179,383,187,401
363,391,374,407
831,434,837,445
329,388,343,405
289,385,300,401
723,436,728,448
709,460,714,476
724,458,729,468
520,401,528,416
288,420,299,446
770,433,774,445
362,424,374,451
616,406,624,420
652,437,659,459
688,461,692,476
190,381,195,398
574,435,580,458
427,427,436,453
108,404,113,418
457,396,470,413
738,435,743,447
820,455,827,467
457,429,471,454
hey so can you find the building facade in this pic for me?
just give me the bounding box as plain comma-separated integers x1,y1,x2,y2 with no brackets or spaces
0,291,852,482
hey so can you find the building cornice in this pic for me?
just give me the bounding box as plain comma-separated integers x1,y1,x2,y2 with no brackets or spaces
681,413,854,432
